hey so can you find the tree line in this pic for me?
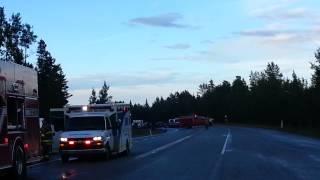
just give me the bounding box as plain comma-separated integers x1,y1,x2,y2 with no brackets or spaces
0,7,70,118
131,51,320,131
88,81,112,104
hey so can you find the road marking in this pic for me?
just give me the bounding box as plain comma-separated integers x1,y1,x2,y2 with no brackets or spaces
28,157,77,168
133,128,179,141
135,135,192,159
221,129,231,155
28,158,60,168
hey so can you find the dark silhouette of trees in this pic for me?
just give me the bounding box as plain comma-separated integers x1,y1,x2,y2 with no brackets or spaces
0,7,36,65
89,89,98,104
131,56,320,132
96,81,112,104
37,40,71,118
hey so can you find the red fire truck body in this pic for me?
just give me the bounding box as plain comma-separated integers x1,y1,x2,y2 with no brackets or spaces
0,61,40,177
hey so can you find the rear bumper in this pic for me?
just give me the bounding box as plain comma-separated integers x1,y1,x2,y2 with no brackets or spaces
60,148,106,156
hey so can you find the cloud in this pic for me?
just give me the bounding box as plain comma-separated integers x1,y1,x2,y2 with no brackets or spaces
69,83,199,105
68,71,210,105
151,55,206,62
201,40,214,44
236,29,284,37
68,71,179,90
165,43,190,50
255,7,311,20
129,13,192,28
235,28,320,45
197,51,210,55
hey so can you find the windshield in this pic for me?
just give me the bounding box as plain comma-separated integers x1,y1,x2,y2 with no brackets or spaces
65,116,105,131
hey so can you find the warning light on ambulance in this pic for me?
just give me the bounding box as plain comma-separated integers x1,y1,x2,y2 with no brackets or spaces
82,106,88,111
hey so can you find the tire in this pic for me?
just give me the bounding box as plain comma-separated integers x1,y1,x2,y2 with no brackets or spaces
61,154,69,163
12,145,27,180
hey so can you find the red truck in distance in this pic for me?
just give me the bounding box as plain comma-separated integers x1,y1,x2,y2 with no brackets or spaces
177,115,210,128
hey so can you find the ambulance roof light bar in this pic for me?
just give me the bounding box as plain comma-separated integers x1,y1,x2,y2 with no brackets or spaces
82,106,88,112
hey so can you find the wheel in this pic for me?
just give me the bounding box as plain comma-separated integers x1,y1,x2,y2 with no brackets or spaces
61,154,69,163
12,145,27,180
125,140,131,155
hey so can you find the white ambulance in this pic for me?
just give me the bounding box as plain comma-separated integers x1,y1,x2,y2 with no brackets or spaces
59,103,132,162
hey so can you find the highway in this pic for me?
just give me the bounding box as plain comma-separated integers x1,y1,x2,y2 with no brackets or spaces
26,126,320,180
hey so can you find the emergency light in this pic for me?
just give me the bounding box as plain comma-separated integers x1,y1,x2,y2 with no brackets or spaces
82,106,88,111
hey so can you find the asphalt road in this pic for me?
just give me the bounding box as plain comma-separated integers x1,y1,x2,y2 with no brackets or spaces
25,126,320,180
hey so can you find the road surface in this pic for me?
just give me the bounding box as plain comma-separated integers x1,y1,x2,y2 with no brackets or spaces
26,126,320,180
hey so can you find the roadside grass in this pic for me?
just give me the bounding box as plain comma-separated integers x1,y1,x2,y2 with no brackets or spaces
132,128,167,137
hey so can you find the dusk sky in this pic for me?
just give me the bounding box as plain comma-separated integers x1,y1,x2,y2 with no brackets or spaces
2,0,320,104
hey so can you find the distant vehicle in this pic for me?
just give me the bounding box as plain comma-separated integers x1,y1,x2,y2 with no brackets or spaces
177,115,209,128
132,119,144,128
155,121,166,128
59,103,132,162
168,118,180,128
0,61,40,178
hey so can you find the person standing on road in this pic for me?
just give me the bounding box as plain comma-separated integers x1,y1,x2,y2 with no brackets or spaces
205,119,209,130
40,120,54,160
224,115,228,123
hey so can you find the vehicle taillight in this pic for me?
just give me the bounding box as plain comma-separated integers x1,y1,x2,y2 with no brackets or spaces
68,141,75,145
24,143,29,149
85,140,91,145
4,137,8,144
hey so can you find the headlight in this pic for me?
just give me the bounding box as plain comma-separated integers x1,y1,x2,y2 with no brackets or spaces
60,137,68,142
93,136,102,141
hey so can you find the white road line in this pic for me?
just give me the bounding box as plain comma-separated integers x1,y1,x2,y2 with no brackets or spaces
28,158,60,168
221,129,231,155
28,157,77,168
135,135,193,160
133,128,179,141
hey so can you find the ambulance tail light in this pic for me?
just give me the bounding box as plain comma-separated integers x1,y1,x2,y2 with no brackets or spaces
4,137,8,144
24,143,29,150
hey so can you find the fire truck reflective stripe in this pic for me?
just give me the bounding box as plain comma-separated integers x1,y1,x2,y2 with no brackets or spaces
8,131,26,134
25,108,39,117
0,165,12,170
25,96,38,100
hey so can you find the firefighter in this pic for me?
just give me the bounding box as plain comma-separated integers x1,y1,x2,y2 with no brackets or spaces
40,119,54,160
224,115,228,123
205,119,209,130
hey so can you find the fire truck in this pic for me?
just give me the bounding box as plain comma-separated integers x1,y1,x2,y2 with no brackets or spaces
59,103,132,162
0,61,40,178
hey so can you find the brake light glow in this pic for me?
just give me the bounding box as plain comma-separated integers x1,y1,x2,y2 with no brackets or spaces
68,141,75,145
24,143,29,149
4,137,8,144
85,140,91,145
